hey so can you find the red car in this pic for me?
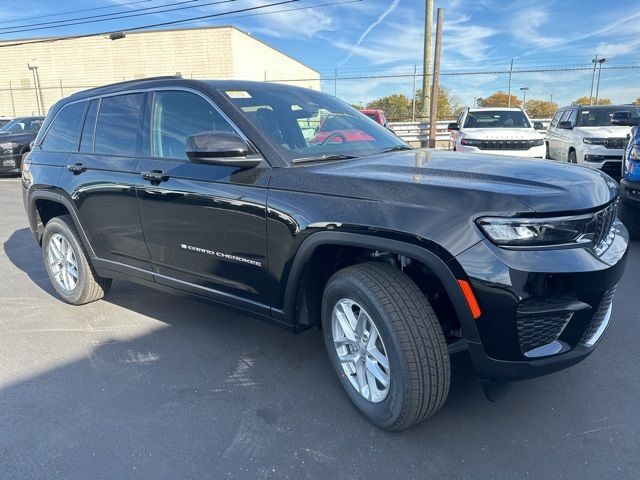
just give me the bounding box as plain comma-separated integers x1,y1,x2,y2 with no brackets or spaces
359,109,389,127
310,114,375,144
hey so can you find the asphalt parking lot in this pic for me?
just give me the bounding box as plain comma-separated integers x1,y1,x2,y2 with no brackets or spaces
0,176,639,480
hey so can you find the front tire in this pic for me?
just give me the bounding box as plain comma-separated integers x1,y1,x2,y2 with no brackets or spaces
321,262,450,431
42,215,111,305
568,149,577,164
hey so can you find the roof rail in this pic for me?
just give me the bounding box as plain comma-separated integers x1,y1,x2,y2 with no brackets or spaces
71,75,183,96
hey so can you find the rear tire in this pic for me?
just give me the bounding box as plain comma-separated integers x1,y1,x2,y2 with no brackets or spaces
42,215,111,305
321,261,450,431
619,201,640,240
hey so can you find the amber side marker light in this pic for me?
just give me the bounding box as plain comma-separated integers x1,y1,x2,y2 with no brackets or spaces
457,279,481,320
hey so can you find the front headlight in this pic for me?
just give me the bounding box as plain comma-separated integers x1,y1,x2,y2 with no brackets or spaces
530,139,544,146
0,142,19,153
477,214,596,247
583,137,608,145
630,145,640,160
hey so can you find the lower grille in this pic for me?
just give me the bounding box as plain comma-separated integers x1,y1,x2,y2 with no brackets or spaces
580,288,616,345
516,298,575,354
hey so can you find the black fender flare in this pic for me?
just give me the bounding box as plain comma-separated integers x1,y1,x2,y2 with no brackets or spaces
280,231,481,342
27,189,96,258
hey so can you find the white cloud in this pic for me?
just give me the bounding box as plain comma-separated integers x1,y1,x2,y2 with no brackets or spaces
338,0,400,65
241,0,336,39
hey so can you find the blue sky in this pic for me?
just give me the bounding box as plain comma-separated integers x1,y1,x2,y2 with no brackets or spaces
2,0,640,106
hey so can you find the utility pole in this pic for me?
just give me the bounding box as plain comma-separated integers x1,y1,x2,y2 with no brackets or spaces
420,0,434,119
428,7,443,149
507,58,514,107
589,54,598,105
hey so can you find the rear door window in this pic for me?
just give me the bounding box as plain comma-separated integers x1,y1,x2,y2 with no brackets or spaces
79,99,99,153
94,93,145,156
41,102,86,152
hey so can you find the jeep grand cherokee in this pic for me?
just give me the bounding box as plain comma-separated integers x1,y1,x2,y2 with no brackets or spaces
22,77,628,431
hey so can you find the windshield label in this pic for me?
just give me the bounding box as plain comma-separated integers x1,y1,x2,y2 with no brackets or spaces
226,90,252,99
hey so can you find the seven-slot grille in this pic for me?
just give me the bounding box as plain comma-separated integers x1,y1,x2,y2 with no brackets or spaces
593,202,617,254
605,138,627,149
475,139,536,151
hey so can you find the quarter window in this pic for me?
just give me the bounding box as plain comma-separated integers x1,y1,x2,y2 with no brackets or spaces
151,90,235,160
94,93,145,156
42,102,86,152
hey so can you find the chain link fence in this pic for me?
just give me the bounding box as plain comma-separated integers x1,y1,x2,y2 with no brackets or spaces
2,64,639,120
275,64,640,122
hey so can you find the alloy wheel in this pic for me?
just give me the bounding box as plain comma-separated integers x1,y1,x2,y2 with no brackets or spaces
47,233,79,292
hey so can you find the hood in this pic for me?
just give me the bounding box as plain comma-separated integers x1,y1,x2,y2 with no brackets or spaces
461,128,543,140
0,132,36,145
288,150,618,214
574,125,632,137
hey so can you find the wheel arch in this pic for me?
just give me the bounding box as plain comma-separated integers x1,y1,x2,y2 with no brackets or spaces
278,231,480,342
28,190,95,257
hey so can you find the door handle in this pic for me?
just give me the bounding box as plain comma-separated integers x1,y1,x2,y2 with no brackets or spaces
67,163,87,175
141,170,169,183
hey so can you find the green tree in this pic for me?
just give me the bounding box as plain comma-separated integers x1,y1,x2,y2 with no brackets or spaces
524,99,558,118
635,97,640,105
366,94,411,122
477,91,521,108
572,96,612,106
414,86,461,119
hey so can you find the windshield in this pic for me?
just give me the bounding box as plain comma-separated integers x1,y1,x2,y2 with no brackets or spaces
577,107,631,127
0,117,43,134
463,110,531,129
219,85,408,163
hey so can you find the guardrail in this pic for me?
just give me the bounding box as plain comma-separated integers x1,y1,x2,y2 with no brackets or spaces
389,119,552,147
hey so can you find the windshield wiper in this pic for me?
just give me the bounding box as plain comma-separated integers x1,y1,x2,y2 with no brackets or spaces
375,145,413,154
292,154,358,164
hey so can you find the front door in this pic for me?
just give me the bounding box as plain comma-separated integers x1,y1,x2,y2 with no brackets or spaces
136,89,271,313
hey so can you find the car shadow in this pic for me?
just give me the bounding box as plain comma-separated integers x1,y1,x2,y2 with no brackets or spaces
2,226,582,478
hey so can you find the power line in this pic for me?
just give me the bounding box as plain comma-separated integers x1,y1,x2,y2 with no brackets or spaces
0,0,362,49
0,0,227,36
0,0,157,25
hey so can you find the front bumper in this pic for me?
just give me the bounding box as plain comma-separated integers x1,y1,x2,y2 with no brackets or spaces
0,153,22,174
620,178,640,207
454,217,628,382
456,144,546,158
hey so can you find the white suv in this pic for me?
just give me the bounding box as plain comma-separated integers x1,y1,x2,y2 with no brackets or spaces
545,105,633,180
449,108,546,158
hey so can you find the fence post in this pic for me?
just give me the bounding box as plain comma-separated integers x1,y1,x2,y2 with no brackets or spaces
334,67,337,96
507,58,513,107
9,81,16,117
59,78,64,98
412,65,417,122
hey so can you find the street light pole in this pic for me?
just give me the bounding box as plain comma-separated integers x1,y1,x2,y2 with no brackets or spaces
520,87,529,110
594,58,606,104
589,54,599,105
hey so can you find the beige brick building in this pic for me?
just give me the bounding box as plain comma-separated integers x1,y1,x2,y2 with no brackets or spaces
0,26,320,117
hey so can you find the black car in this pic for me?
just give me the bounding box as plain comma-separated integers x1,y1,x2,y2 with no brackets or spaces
22,77,628,431
0,116,44,175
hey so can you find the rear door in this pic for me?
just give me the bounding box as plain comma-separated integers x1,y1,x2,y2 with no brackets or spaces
58,93,152,276
136,89,271,313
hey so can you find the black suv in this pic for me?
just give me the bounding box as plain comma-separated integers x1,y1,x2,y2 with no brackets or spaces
22,77,628,430
0,116,44,174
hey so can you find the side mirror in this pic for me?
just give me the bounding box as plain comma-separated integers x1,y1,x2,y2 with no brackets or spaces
558,121,573,130
447,122,460,131
533,121,545,130
186,132,261,169
611,111,640,127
